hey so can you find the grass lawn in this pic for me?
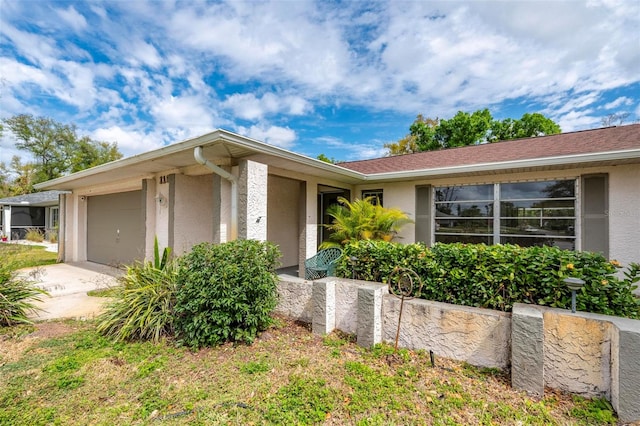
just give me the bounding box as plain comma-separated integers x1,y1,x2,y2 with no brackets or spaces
0,243,58,269
0,316,616,425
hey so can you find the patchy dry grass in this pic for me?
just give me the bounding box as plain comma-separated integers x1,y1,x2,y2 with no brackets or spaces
0,316,617,425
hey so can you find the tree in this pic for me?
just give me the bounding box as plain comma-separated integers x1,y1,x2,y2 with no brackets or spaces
490,113,561,141
387,110,561,155
385,115,438,155
601,112,630,127
2,114,123,191
70,137,122,172
0,162,11,198
3,156,37,196
316,153,337,164
433,109,493,149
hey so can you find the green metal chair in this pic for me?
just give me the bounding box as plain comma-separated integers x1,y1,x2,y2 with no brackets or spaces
304,248,343,280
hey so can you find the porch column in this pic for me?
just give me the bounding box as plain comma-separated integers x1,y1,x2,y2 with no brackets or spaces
2,205,11,240
238,160,267,241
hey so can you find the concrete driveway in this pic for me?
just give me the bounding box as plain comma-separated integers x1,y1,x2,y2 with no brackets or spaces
22,262,123,321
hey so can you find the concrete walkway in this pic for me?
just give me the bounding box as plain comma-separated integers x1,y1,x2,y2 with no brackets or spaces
22,262,123,321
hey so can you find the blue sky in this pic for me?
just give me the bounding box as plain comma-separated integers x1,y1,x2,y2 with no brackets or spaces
1,0,638,164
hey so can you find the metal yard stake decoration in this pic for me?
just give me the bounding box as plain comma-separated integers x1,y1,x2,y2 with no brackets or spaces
388,267,424,351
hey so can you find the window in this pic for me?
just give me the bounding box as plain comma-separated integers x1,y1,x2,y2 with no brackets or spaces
434,184,494,245
362,189,383,206
430,180,576,249
50,207,59,229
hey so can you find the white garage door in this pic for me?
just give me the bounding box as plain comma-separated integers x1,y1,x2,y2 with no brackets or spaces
87,190,144,266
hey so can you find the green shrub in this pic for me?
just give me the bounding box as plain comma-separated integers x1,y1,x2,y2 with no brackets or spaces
0,256,48,326
97,239,177,342
175,240,281,348
336,241,640,318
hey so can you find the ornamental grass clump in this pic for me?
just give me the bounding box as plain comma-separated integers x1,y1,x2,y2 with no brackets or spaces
97,238,177,342
175,240,281,348
0,253,48,326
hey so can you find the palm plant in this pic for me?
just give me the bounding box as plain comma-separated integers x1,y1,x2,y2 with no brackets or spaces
320,197,413,248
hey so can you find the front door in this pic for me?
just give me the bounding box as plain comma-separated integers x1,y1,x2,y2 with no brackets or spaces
317,185,350,247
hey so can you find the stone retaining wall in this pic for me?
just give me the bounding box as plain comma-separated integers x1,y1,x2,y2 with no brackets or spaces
275,276,640,423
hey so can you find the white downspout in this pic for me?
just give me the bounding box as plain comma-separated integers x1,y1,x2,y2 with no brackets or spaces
194,146,238,240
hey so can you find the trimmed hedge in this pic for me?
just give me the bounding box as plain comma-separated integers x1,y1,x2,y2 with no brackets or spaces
175,240,281,348
335,241,640,319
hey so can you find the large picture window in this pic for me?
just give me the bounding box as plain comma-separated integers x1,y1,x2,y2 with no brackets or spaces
433,180,576,249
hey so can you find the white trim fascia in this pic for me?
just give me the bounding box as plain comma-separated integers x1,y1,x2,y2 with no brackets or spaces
35,129,367,190
214,130,366,180
360,149,640,181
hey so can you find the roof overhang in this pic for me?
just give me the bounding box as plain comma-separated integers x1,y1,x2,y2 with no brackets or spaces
356,148,640,182
35,129,367,191
34,128,640,191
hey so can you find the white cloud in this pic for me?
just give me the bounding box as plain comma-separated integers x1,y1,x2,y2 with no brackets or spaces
55,5,88,32
150,95,216,130
604,97,633,110
1,0,638,162
90,126,163,157
127,40,162,69
169,1,352,90
0,22,60,68
308,136,387,161
236,124,297,149
222,93,311,120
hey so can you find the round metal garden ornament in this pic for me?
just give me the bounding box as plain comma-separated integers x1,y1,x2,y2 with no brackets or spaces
388,267,423,351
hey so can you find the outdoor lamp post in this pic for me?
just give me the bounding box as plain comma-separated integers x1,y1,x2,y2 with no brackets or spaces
563,277,585,313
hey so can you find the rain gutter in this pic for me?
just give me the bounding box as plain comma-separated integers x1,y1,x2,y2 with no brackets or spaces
194,146,238,240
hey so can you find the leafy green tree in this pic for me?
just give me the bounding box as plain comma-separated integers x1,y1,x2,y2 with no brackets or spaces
320,197,413,248
70,137,122,172
386,115,438,155
316,153,337,164
490,113,561,141
2,114,122,190
3,157,37,196
0,162,10,198
389,110,561,154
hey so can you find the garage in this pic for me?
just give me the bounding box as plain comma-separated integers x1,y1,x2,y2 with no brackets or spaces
87,190,144,266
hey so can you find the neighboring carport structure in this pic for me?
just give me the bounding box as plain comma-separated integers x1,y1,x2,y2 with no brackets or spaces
0,190,66,241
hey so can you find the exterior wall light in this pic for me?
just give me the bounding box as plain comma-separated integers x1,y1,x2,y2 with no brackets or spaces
156,194,167,207
563,277,585,313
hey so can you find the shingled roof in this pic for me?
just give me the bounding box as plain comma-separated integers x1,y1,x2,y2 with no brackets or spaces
0,190,68,206
338,124,640,175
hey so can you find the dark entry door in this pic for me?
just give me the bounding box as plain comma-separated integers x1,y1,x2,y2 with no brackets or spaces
317,186,350,247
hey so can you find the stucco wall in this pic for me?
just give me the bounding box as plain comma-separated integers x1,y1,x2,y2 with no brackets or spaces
276,276,313,323
334,279,362,334
238,160,267,241
512,304,640,423
383,296,512,369
543,312,611,396
172,174,213,255
608,164,640,269
268,175,301,268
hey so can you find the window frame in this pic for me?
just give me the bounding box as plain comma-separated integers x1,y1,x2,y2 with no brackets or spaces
361,189,383,206
431,179,578,249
